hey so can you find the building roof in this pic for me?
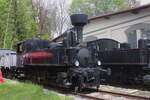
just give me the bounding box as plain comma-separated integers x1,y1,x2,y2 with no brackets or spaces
52,34,65,42
89,4,150,21
53,4,150,42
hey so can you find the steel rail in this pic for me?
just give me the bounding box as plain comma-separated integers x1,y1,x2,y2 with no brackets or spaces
98,89,150,100
75,93,105,100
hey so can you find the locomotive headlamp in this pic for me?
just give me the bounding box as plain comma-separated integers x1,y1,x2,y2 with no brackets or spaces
75,60,80,67
97,60,101,66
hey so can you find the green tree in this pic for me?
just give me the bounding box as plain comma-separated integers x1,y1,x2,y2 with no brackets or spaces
0,0,37,49
0,0,10,47
32,0,70,38
70,0,137,17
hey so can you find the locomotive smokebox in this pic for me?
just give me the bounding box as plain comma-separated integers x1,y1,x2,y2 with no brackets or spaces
70,14,88,43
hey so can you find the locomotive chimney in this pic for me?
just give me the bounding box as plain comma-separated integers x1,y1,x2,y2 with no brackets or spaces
70,14,88,44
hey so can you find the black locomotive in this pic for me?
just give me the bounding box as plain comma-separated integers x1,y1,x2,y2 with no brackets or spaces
87,38,150,85
4,14,106,92
3,13,150,91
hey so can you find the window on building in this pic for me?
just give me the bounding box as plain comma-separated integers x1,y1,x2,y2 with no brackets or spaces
127,30,137,48
125,23,150,48
141,29,150,39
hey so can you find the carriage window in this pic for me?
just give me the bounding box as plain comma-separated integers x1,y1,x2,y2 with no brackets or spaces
87,39,119,51
10,53,16,55
97,39,119,50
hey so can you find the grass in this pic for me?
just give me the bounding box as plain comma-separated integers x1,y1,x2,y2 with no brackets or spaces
0,79,73,100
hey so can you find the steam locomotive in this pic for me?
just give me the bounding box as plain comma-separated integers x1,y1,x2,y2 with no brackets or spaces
87,38,150,86
3,13,150,91
3,14,106,92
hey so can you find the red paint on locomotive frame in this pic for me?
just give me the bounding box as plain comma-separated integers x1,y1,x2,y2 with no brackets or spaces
23,51,54,64
30,51,53,58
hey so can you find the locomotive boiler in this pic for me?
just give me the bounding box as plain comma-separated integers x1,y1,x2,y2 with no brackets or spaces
9,14,106,92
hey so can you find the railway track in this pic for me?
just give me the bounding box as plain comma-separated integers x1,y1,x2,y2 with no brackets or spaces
18,79,150,100
44,83,150,100
75,92,105,100
73,89,150,100
98,89,150,100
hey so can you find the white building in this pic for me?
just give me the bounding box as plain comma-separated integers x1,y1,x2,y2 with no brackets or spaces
0,49,16,68
83,4,150,48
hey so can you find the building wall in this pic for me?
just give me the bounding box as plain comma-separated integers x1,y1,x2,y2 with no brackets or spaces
83,7,150,48
0,49,16,68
